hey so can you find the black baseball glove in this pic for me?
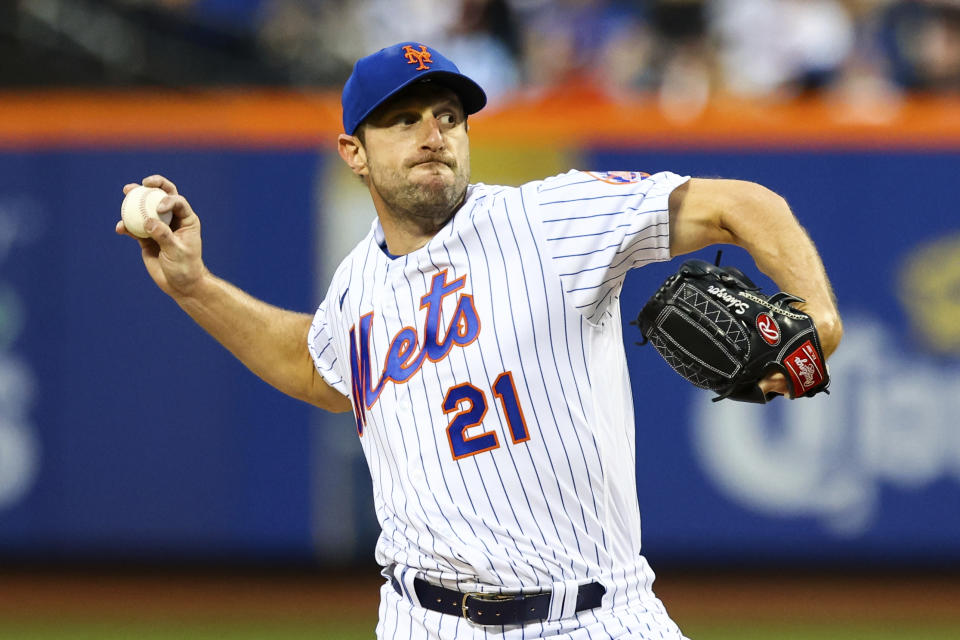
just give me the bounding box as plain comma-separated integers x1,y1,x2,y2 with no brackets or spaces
633,256,830,403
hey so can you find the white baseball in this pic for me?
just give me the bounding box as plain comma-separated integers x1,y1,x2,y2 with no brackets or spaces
121,186,172,238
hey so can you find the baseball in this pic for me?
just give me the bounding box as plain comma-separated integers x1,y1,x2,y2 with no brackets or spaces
121,186,172,238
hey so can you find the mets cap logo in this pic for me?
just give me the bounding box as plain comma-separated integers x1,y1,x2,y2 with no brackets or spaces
586,170,650,185
402,45,433,71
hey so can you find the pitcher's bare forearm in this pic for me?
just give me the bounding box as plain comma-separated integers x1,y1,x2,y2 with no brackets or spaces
174,272,351,412
117,175,350,413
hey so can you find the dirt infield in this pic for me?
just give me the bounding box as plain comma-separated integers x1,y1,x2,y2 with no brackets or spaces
0,568,957,625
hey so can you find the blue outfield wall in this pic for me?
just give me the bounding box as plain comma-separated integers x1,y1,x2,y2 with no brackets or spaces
0,150,322,560
0,146,958,567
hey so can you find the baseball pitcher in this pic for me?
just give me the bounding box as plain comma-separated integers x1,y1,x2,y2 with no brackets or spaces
117,42,842,638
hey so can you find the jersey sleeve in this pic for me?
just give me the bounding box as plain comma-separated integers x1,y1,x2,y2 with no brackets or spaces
307,297,350,398
532,169,689,323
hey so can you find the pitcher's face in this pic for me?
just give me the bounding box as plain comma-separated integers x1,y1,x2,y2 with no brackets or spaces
359,84,471,224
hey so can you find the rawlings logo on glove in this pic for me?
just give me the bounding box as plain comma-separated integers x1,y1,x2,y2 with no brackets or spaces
633,255,830,403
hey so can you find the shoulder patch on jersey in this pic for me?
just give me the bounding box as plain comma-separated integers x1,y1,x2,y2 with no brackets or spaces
585,170,650,185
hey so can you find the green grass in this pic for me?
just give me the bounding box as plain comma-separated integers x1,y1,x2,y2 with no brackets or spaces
0,618,957,640
0,619,373,640
683,621,960,640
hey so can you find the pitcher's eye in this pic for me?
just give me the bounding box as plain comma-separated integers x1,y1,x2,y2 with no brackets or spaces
390,112,419,126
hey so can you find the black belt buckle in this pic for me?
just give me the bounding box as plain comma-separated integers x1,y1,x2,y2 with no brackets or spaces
461,591,523,625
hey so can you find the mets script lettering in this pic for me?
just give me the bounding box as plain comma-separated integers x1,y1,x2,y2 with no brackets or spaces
349,270,480,433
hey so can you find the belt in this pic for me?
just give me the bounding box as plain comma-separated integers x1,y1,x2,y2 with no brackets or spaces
391,574,606,626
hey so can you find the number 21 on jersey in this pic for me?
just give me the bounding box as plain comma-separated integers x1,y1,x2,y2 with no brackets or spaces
443,371,530,460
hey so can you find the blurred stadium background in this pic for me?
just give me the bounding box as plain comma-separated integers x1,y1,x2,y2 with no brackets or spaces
1,0,959,638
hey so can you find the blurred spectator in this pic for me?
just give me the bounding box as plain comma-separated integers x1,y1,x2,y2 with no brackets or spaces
257,0,521,104
650,1,713,121
436,0,523,105
708,0,857,97
258,0,461,79
255,1,357,85
514,0,654,94
879,0,960,92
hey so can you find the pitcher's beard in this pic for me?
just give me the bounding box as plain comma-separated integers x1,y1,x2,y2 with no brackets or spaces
372,164,469,233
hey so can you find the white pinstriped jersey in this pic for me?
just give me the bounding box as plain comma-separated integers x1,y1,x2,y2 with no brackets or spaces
309,169,689,595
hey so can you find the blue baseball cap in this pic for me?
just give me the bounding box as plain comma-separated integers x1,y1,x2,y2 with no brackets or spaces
341,42,487,135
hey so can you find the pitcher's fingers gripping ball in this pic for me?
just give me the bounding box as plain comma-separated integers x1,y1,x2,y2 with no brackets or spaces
121,186,171,238
634,256,830,403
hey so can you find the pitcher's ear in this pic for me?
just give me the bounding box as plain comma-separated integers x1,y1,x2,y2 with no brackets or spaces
337,133,369,177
